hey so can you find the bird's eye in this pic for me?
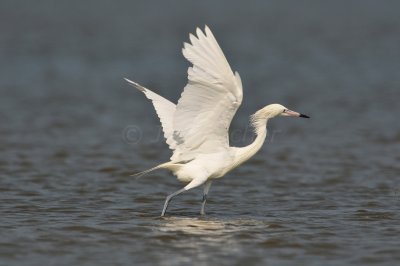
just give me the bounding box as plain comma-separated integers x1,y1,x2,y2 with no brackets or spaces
283,109,288,112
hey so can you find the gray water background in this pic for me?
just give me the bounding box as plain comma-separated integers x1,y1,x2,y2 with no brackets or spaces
1,0,400,265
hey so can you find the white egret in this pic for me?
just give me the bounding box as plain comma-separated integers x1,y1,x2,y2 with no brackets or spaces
125,26,309,216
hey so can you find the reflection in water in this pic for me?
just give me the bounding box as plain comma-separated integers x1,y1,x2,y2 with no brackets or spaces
157,216,274,237
155,217,263,263
159,217,227,235
159,217,274,236
154,217,299,265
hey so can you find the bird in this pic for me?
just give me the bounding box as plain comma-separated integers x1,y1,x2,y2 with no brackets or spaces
125,26,309,217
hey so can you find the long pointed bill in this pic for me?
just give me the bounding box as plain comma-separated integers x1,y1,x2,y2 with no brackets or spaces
285,110,310,118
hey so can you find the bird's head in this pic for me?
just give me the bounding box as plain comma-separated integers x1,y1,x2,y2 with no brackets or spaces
254,103,310,120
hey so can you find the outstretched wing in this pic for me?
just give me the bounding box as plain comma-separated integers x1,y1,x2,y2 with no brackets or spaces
171,26,243,161
124,78,178,150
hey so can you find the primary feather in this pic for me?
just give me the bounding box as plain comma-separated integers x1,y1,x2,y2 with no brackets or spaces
123,79,177,150
172,26,243,161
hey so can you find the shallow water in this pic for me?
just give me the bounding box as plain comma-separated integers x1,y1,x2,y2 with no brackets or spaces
1,1,400,265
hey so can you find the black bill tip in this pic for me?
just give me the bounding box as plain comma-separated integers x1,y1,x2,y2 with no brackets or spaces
299,113,310,118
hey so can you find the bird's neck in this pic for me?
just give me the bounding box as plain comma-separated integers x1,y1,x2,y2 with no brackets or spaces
234,117,268,166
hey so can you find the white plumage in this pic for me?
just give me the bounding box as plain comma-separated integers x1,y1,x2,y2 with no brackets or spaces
125,26,309,216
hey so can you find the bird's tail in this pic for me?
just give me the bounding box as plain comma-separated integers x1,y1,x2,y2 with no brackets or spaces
131,161,183,179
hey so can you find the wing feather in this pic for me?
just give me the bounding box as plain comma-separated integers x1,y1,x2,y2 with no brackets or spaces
124,78,177,150
171,26,243,161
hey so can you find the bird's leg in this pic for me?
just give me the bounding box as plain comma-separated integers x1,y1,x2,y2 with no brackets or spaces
161,187,186,217
161,177,208,217
200,180,212,215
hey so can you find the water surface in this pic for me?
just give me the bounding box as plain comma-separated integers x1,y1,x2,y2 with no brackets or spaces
1,1,400,265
